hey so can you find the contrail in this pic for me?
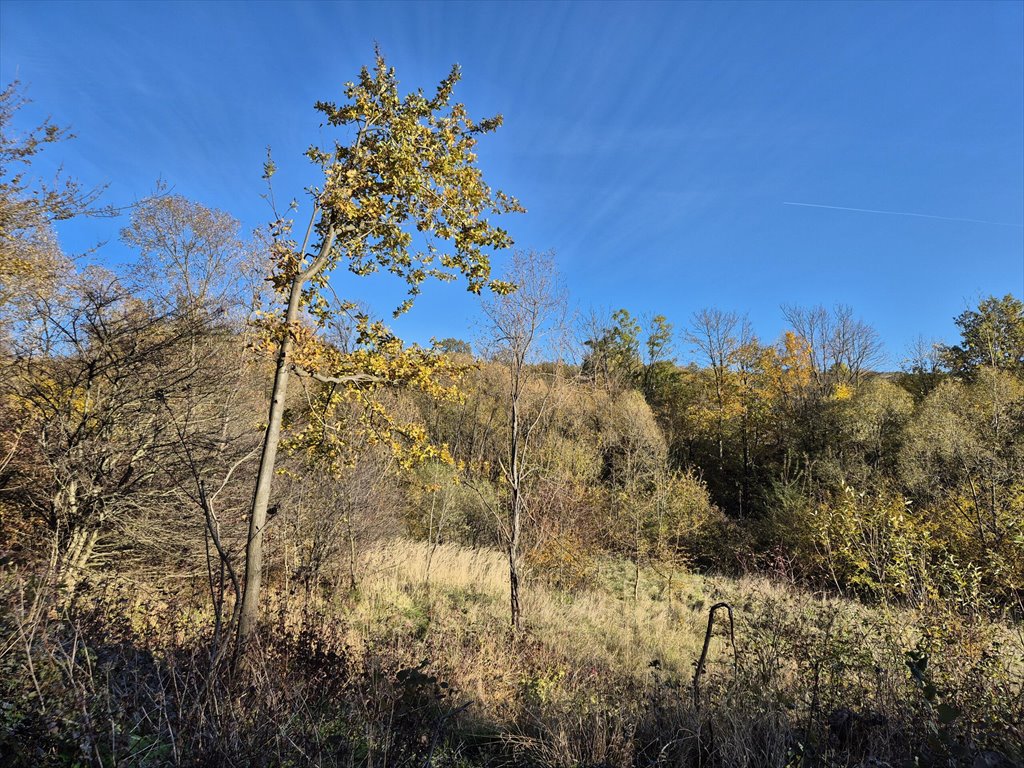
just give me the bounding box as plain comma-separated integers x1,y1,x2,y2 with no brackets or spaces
783,201,1023,228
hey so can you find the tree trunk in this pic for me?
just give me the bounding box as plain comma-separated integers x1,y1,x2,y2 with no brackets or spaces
508,390,522,631
740,411,750,518
633,557,640,602
235,309,295,648
508,536,521,630
236,226,334,652
633,503,641,602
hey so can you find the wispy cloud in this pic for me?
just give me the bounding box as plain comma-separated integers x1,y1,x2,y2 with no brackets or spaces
783,201,1023,228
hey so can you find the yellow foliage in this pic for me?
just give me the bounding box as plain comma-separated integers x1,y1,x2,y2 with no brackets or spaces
832,382,854,401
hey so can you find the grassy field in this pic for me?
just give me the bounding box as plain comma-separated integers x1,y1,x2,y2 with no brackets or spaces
3,539,1022,766
278,540,1023,766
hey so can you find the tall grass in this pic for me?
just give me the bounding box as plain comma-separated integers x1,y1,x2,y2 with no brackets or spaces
2,539,1022,766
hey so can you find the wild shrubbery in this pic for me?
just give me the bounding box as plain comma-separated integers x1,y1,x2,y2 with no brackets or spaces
2,72,1023,765
6,542,1020,767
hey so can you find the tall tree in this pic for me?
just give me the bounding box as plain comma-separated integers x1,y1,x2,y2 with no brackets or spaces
781,303,883,394
0,81,108,341
686,308,741,472
237,52,522,648
121,190,257,319
641,313,675,400
733,321,776,515
582,308,642,390
943,294,1024,380
480,250,566,630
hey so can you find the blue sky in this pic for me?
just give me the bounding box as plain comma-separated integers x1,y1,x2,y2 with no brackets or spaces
2,0,1022,364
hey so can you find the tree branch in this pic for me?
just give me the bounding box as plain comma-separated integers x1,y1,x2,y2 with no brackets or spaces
288,363,385,387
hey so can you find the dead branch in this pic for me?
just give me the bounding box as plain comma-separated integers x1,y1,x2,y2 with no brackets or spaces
692,601,737,711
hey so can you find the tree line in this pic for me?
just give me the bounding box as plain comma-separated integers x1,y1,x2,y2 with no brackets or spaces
418,269,1024,617
2,58,1022,666
2,54,1023,768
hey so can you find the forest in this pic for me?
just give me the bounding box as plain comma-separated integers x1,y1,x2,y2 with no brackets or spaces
1,55,1022,768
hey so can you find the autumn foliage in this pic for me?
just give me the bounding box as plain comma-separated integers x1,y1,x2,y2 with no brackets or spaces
1,66,1022,767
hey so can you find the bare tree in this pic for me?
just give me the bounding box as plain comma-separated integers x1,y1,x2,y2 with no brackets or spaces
479,250,567,630
781,304,833,392
832,304,884,384
121,189,260,321
782,303,883,391
686,308,741,468
277,446,398,601
900,335,945,400
7,271,203,590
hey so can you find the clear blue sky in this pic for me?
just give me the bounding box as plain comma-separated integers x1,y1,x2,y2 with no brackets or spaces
2,0,1022,364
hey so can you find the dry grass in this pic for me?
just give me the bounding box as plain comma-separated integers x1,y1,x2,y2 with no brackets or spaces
342,539,1024,766
4,539,1022,766
358,540,708,678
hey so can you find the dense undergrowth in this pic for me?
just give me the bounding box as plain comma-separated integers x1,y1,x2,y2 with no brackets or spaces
2,540,1021,767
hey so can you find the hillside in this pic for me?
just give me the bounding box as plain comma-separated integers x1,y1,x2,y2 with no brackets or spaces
2,36,1022,768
